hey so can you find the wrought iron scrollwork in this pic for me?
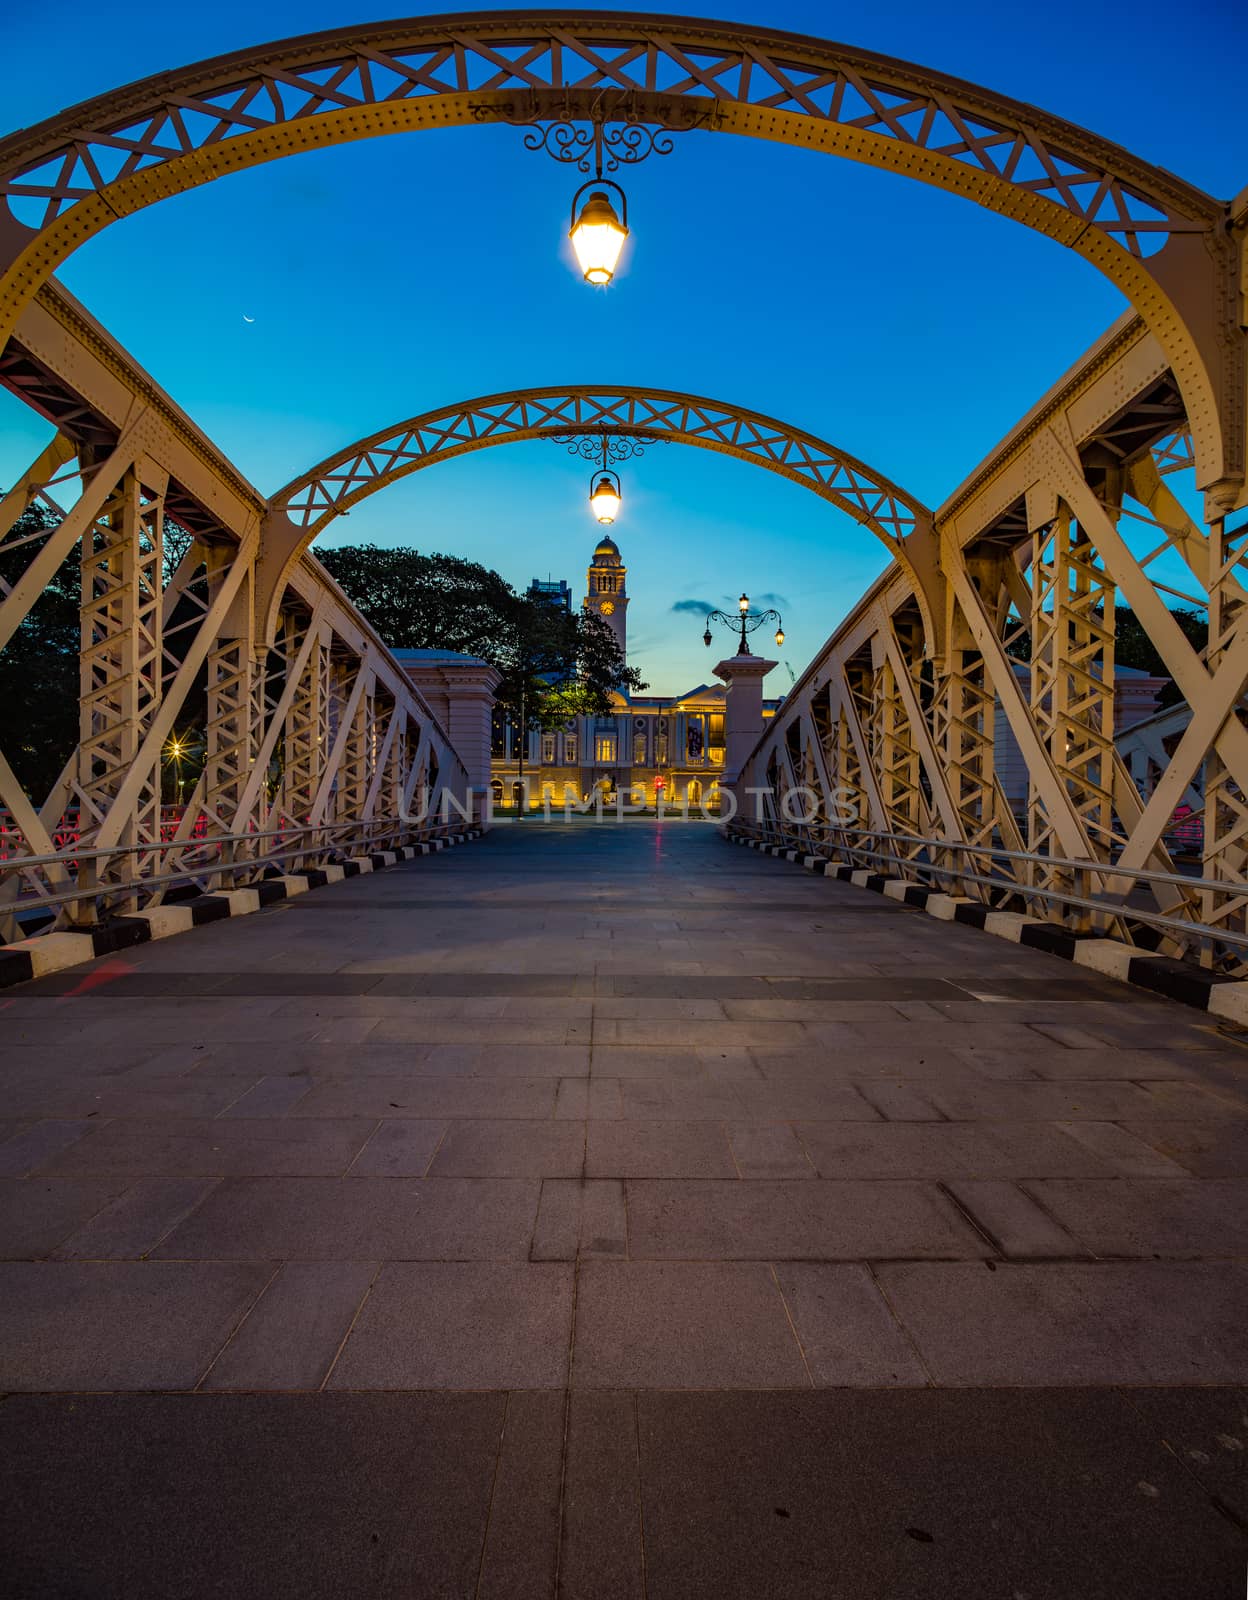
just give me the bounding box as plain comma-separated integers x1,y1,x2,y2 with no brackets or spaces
470,90,721,177
551,431,668,463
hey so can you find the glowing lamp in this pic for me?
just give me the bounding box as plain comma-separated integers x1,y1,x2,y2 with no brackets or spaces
738,593,750,614
570,182,629,286
775,627,785,647
590,469,621,524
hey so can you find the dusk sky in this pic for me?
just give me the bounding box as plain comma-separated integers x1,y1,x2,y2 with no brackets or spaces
1,0,1242,694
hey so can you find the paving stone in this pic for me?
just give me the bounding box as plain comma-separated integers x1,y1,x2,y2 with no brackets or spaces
635,1388,1248,1599
289,1076,559,1118
1055,1119,1192,1175
0,1392,504,1598
1121,1118,1248,1176
347,1119,446,1176
477,1390,564,1599
53,1177,219,1259
531,1178,629,1260
586,1077,624,1118
156,1176,541,1261
0,1073,263,1119
0,1261,271,1390
203,1261,377,1390
427,1118,585,1177
585,1120,736,1178
924,1081,1168,1121
726,1123,813,1178
0,1178,125,1259
329,1262,574,1388
1121,1388,1248,1524
1025,1178,1248,1257
554,1077,589,1117
794,1121,1118,1179
877,1262,1150,1384
38,1116,378,1178
774,1263,929,1385
560,1391,646,1600
218,1075,313,1116
573,1262,809,1388
625,1179,982,1260
942,1179,1085,1258
854,1081,948,1119
0,1120,94,1177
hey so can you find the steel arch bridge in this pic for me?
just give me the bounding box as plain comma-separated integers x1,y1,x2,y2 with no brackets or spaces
0,12,1244,982
257,386,939,647
0,10,1240,494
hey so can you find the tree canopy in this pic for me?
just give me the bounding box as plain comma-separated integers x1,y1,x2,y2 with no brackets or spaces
317,543,647,727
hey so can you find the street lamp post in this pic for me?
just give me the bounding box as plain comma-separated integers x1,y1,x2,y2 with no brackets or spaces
703,593,785,655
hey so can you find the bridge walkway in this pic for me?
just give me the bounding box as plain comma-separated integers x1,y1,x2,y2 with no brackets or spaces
1,820,1246,1595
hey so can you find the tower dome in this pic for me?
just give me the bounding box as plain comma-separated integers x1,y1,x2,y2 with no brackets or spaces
593,534,621,562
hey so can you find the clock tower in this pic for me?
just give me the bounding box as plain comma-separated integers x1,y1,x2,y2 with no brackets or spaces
585,534,628,662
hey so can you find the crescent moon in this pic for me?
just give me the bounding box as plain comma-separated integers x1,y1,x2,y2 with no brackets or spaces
242,315,255,324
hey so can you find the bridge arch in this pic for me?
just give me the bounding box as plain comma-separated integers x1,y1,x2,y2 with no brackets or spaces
258,383,940,650
0,13,1234,489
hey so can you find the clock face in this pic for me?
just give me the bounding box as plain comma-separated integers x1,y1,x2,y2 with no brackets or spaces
599,600,615,615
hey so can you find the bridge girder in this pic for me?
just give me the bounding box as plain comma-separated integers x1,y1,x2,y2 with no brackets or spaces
0,11,1240,501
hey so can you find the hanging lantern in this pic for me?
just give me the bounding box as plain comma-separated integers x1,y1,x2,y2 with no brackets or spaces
569,181,629,286
775,626,785,647
590,469,622,524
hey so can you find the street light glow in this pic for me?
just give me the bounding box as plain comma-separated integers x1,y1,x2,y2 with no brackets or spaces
590,472,621,524
569,186,629,286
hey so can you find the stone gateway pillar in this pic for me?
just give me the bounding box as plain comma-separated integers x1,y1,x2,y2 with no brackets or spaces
395,651,501,826
712,653,778,801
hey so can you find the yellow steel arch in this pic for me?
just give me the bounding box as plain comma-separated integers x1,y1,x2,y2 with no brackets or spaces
0,13,1236,492
258,382,940,649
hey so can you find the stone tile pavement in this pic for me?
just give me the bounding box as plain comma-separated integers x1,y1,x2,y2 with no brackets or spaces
1,820,1247,1595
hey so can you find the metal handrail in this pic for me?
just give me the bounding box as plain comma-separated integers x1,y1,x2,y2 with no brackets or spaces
0,817,454,873
759,823,1228,897
0,812,473,930
730,818,1248,958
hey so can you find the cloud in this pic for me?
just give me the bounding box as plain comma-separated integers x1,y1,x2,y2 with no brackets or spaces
746,591,789,608
671,598,714,615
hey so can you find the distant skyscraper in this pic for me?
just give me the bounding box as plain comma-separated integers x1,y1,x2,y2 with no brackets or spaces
527,576,572,611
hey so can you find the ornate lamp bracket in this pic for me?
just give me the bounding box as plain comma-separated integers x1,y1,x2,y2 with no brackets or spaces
470,89,722,178
550,430,669,464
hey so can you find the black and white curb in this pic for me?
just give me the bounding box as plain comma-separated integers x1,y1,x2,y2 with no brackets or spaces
0,830,486,990
723,828,1248,1030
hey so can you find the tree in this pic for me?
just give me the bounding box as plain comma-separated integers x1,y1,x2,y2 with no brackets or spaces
317,544,518,658
317,543,646,730
0,503,79,802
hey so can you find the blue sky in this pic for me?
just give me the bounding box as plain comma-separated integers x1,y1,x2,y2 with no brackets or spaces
1,0,1243,693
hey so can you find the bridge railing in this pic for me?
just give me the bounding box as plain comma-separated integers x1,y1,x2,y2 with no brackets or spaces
726,814,1248,970
0,810,474,941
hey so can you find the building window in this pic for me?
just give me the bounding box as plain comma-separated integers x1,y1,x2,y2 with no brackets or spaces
595,735,617,763
633,719,647,764
565,735,577,763
542,734,555,765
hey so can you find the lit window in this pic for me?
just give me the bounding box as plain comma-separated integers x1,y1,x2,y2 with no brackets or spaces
542,735,555,764
565,737,578,762
595,735,617,762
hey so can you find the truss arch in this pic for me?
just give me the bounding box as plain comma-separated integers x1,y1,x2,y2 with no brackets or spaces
258,382,940,649
0,13,1237,492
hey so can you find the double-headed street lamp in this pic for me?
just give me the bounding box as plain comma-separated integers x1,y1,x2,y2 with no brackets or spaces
703,592,785,655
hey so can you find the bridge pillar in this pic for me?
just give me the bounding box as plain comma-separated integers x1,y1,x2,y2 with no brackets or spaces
713,653,778,812
396,652,501,825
